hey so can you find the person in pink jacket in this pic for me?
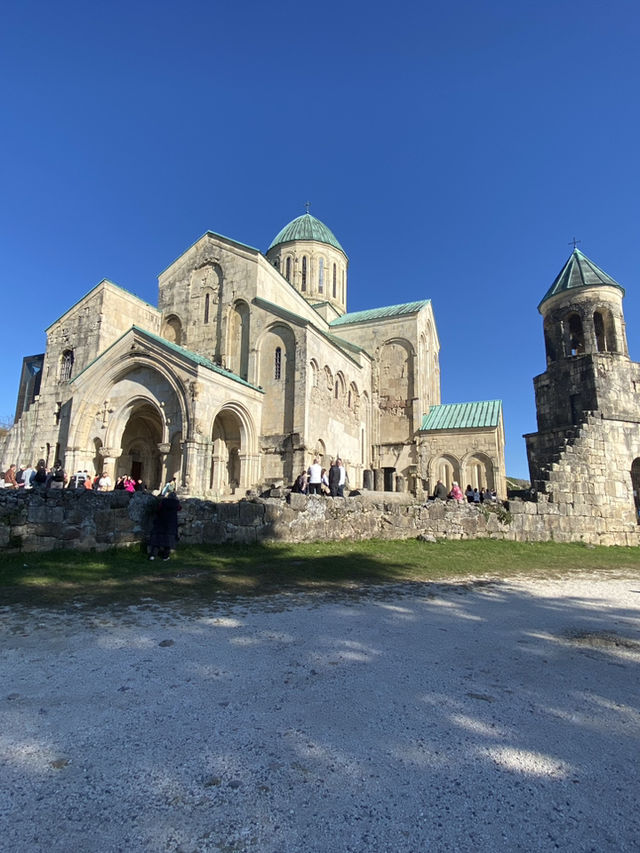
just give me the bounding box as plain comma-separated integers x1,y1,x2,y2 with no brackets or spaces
448,481,464,502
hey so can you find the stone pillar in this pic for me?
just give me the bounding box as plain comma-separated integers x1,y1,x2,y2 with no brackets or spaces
363,469,373,490
373,468,384,491
395,474,405,492
180,439,203,494
157,442,171,489
99,447,122,481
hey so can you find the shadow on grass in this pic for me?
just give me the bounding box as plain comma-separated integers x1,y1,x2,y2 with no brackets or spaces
2,538,640,608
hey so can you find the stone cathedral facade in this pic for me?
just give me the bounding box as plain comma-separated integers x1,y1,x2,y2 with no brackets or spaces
2,212,506,498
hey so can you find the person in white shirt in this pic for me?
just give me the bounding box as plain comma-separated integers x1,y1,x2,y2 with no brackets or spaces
21,464,36,489
307,458,322,495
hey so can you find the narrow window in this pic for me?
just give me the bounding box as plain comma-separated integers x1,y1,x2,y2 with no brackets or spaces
333,263,337,298
318,258,324,292
341,269,345,302
301,256,307,291
335,381,339,399
285,257,291,282
204,293,210,324
275,347,282,380
60,350,74,382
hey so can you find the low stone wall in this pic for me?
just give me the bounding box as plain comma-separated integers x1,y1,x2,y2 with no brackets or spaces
0,489,638,554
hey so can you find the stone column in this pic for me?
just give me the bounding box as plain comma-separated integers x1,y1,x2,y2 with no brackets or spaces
373,468,384,491
157,442,171,489
362,469,373,490
99,447,122,481
179,439,205,494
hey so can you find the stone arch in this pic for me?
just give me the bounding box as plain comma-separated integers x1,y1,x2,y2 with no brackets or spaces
60,349,74,382
209,402,257,496
257,323,296,436
113,398,165,489
378,338,415,442
334,371,346,400
324,365,333,391
462,452,494,491
593,307,618,353
314,438,326,464
68,356,190,485
309,359,319,389
563,312,584,356
227,300,250,380
162,314,183,345
429,454,460,493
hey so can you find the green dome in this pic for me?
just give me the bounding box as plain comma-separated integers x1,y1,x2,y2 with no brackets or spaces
268,213,345,254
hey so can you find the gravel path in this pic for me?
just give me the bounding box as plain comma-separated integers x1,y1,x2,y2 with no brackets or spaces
1,574,639,852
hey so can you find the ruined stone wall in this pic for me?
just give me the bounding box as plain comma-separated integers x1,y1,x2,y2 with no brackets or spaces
2,488,638,555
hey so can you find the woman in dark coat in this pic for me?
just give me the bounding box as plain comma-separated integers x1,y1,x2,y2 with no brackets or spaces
148,492,182,560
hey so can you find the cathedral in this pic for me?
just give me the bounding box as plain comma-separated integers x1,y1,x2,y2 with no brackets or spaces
2,212,506,498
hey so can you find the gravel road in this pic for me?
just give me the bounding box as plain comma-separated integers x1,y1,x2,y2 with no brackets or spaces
2,574,639,852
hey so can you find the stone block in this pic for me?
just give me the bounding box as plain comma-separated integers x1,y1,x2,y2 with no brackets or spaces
288,493,307,511
239,501,264,526
27,504,64,524
217,503,240,524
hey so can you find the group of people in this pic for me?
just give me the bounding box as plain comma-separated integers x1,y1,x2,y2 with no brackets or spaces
0,461,144,493
432,479,497,503
293,457,347,497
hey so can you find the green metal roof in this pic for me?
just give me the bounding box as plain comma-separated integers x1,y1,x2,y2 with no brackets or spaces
268,213,346,254
420,400,502,431
329,300,430,327
538,249,624,310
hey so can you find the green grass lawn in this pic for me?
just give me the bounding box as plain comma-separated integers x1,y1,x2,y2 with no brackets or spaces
1,538,640,606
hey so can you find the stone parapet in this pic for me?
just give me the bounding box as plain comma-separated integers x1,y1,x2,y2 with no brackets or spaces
1,490,639,554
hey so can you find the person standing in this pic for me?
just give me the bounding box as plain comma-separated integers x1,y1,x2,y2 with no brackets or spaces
328,460,340,497
148,492,182,561
449,481,464,502
307,458,322,495
22,463,36,489
337,458,347,497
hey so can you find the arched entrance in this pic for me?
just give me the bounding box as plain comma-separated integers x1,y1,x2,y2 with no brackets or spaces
116,402,164,489
210,409,243,496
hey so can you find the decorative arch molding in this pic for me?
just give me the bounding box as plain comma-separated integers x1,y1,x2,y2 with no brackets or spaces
256,323,296,436
209,400,258,453
161,314,183,345
226,299,251,380
428,454,460,491
67,353,191,453
462,451,495,490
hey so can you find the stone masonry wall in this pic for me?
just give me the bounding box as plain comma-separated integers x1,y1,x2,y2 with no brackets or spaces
1,488,639,554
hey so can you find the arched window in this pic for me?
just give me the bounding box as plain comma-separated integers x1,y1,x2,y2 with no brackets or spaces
301,256,307,291
318,258,324,292
341,269,345,303
285,257,291,282
310,360,319,388
333,263,337,298
60,350,74,382
565,313,584,356
204,293,210,324
274,346,282,380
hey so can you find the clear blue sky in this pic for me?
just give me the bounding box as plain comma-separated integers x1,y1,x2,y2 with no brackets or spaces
1,0,638,478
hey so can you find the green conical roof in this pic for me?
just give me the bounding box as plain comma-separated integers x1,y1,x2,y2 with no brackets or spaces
268,213,346,254
539,249,624,310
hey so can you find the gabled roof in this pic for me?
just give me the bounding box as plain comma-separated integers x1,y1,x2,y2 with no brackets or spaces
329,300,430,327
420,400,502,431
539,249,624,310
158,230,260,276
268,213,346,255
46,279,158,332
71,325,263,392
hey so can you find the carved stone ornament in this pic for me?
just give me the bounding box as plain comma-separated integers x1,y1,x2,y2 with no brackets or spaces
157,442,172,455
99,447,122,458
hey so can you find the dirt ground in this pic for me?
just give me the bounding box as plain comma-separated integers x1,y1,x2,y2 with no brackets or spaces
1,573,639,852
